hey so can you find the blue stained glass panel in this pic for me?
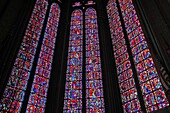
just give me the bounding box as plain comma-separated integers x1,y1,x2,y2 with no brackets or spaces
63,9,83,112
118,0,169,112
0,0,48,112
107,0,142,112
85,7,105,113
26,3,60,112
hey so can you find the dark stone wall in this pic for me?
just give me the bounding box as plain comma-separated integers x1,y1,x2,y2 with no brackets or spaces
155,0,170,29
140,0,170,71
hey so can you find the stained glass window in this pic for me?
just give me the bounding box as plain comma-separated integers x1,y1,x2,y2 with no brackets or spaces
107,0,142,112
107,0,169,112
63,9,83,112
0,0,48,112
118,0,169,112
26,3,60,113
85,8,105,113
64,6,105,112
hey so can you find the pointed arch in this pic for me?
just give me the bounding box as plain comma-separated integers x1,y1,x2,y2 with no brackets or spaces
63,9,83,112
85,7,105,112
